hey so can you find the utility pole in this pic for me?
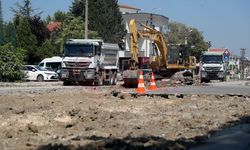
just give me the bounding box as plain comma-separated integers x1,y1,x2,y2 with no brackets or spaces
240,48,246,79
84,0,88,39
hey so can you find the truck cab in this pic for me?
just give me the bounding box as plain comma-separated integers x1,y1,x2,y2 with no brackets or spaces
61,39,119,86
201,51,227,82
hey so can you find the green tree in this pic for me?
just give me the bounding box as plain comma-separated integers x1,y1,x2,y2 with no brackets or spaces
54,10,67,22
15,16,38,64
168,22,208,61
0,44,26,82
70,0,126,43
2,22,17,46
168,22,186,44
12,0,49,64
29,15,50,46
11,0,42,18
46,15,52,23
36,39,61,59
187,28,209,61
55,15,98,52
46,11,67,23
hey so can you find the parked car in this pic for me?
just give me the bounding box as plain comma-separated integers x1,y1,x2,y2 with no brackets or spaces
38,56,62,78
23,65,59,81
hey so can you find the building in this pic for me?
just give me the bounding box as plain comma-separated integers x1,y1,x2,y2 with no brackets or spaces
119,4,141,14
118,5,169,70
229,54,240,79
46,22,62,32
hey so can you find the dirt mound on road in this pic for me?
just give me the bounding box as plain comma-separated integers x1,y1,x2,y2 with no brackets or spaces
0,87,250,149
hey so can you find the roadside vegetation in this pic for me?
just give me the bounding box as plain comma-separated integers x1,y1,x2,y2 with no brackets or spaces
0,0,208,82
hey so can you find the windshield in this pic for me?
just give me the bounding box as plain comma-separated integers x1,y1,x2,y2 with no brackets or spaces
64,44,93,57
202,55,223,63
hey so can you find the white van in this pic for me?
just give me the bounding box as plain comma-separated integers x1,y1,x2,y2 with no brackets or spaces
38,56,62,74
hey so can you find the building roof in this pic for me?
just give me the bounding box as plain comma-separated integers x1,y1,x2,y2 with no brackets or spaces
119,4,141,10
122,12,169,29
46,22,62,32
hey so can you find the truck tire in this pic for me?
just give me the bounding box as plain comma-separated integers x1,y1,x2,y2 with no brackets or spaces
106,71,113,85
97,77,103,86
95,72,104,86
112,71,117,85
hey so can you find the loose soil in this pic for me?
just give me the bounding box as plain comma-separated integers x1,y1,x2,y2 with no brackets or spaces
0,85,250,150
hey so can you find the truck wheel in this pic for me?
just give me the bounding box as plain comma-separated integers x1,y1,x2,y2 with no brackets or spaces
95,72,104,86
106,71,113,85
37,75,44,82
112,71,117,85
97,77,103,86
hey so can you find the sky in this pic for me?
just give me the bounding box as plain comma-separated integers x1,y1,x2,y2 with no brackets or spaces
2,0,250,57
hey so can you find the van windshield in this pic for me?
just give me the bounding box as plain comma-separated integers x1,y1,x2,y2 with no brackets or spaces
64,44,93,57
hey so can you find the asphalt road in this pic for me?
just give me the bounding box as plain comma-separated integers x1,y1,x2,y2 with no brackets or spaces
150,84,250,95
143,80,250,95
0,80,250,95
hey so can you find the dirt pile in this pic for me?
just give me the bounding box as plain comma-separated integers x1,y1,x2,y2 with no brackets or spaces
0,87,249,149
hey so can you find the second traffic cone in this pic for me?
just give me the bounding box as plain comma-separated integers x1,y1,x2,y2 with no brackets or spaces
136,69,146,94
148,72,158,91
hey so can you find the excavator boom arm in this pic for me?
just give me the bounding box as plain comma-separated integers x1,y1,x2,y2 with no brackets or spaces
129,19,169,68
129,19,139,67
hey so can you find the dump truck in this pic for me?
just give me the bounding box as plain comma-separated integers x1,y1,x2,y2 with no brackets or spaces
123,19,196,87
200,51,227,82
61,39,119,86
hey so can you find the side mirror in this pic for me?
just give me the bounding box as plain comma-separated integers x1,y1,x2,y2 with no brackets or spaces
32,69,36,72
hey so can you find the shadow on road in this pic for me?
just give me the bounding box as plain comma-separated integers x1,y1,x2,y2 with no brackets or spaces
37,116,250,150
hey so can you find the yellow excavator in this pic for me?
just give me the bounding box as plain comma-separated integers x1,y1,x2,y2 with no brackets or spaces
123,19,196,87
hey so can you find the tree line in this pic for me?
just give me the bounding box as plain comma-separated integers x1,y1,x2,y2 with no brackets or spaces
0,0,208,82
0,0,125,81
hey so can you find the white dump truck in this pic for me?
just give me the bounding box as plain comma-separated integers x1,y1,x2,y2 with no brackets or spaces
61,39,119,86
200,51,227,82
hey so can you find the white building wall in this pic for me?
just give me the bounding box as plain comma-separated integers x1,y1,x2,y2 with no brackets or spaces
120,8,138,14
123,20,163,57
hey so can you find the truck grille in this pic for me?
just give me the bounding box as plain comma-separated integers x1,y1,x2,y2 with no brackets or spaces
205,67,221,72
65,62,91,68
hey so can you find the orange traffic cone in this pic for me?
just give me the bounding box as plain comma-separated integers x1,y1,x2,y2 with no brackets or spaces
148,72,158,91
136,69,146,94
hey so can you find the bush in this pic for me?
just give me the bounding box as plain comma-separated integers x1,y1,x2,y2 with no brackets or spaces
0,44,26,82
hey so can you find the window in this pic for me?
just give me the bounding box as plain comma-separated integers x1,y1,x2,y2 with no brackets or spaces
38,63,44,67
45,62,61,71
64,44,93,57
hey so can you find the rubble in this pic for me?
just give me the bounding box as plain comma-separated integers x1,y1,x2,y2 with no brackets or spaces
0,85,249,149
